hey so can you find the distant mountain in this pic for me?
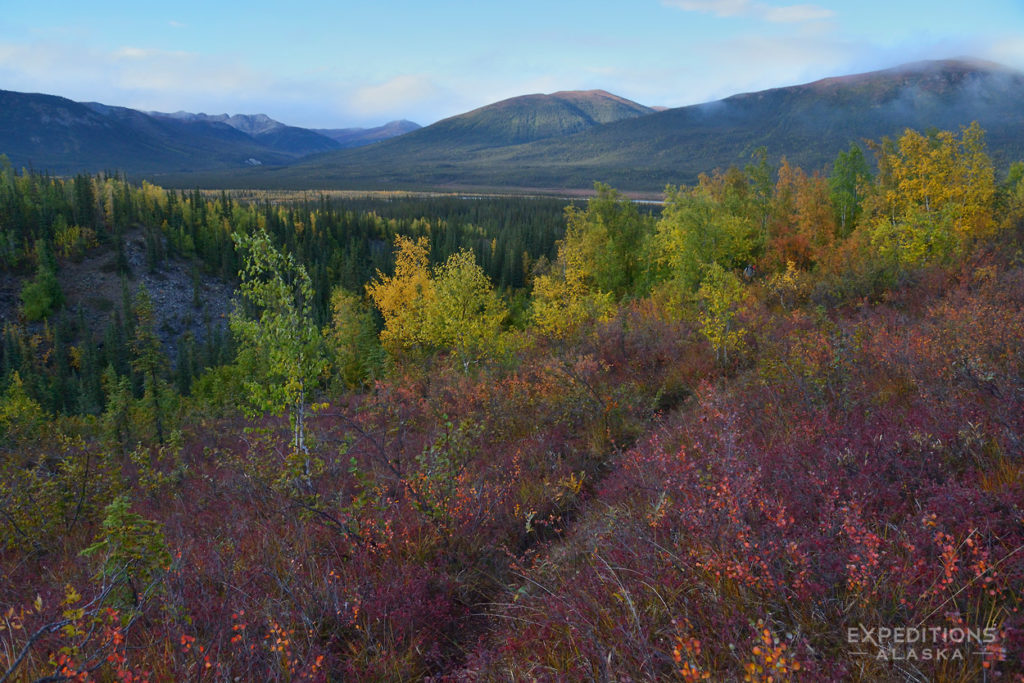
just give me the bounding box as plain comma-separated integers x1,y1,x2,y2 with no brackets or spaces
314,120,422,148
384,90,654,150
0,93,409,175
0,92,285,174
226,113,283,136
207,59,1024,194
150,111,286,135
480,58,1024,190
148,111,342,157
9,59,1024,193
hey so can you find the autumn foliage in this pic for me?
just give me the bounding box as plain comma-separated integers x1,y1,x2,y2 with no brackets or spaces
3,124,1024,680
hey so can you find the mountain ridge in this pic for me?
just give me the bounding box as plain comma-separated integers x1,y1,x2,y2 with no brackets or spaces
149,111,286,136
0,94,418,175
212,58,1024,194
312,120,423,148
373,89,655,151
4,58,1024,193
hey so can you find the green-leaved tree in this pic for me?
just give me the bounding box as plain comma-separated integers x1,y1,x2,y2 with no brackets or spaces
230,230,326,458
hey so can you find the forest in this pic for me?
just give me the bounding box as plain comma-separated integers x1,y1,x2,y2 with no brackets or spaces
1,121,1023,680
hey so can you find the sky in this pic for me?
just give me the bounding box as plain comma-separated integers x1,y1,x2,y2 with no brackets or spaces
1,0,1023,129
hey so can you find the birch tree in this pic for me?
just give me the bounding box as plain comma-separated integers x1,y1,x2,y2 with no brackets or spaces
230,230,326,458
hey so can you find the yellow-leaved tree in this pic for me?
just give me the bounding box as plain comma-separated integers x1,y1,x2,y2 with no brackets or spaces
366,235,434,354
0,371,46,447
367,236,507,367
427,248,508,366
696,262,748,365
530,266,614,339
866,123,996,267
530,184,650,338
326,287,385,389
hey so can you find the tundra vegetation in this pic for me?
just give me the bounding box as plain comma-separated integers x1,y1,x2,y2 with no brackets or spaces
1,124,1024,680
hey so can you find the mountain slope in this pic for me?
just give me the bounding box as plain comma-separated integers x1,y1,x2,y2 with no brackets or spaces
307,89,654,160
313,120,422,148
151,111,285,135
149,111,343,157
0,92,297,174
193,89,654,190
406,89,655,148
0,94,403,175
220,59,1024,193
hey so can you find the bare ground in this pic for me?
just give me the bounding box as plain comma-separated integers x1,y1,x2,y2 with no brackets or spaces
1,228,235,358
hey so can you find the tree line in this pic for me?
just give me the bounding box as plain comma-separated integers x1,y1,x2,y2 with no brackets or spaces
2,121,1023,445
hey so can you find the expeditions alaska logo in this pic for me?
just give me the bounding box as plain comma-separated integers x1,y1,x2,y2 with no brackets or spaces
848,624,1002,663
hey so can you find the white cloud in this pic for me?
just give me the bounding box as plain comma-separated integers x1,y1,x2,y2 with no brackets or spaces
0,41,258,98
348,74,454,121
0,37,469,127
113,46,190,60
761,4,834,23
667,0,751,17
986,37,1024,70
643,31,857,108
351,75,438,112
0,40,309,121
663,0,834,23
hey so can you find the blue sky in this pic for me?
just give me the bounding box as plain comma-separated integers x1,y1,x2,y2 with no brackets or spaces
1,0,1022,128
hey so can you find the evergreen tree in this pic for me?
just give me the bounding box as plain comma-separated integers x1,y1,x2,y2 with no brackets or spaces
20,241,63,322
131,286,169,444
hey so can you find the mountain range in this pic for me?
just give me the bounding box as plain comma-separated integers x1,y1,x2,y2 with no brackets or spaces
3,58,1024,193
148,111,422,150
0,93,419,175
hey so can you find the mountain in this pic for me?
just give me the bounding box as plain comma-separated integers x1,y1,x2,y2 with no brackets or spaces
295,89,653,169
0,94,411,175
0,91,331,174
148,111,342,157
396,89,655,148
312,89,652,160
208,59,1024,194
151,111,421,155
184,89,654,190
313,120,422,148
151,111,285,135
0,92,271,174
7,59,1024,192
